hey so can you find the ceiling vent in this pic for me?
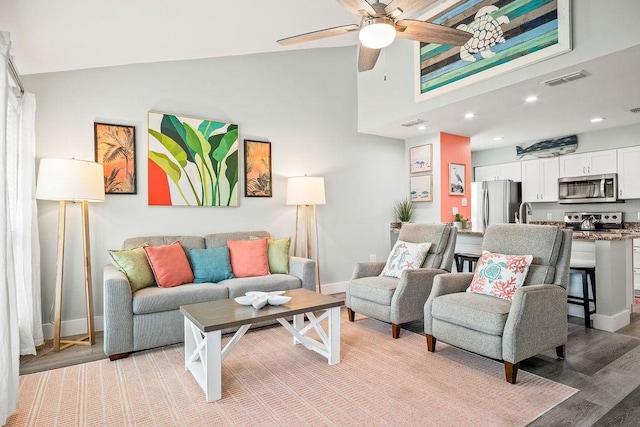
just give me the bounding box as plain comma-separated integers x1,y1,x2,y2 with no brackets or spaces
401,119,427,127
541,70,589,87
630,107,640,114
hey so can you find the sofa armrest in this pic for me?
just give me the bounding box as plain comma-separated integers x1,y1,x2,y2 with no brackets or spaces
350,261,386,279
103,264,134,357
391,268,447,324
289,256,317,291
503,284,568,364
424,272,474,334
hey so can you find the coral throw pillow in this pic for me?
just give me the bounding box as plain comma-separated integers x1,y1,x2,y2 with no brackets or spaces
467,251,533,301
144,241,194,288
227,238,270,278
380,240,432,279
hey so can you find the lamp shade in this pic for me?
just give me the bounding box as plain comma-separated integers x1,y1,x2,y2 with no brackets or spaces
36,158,105,202
286,176,326,206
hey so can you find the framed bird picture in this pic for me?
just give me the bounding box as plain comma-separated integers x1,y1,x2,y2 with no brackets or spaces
449,163,465,196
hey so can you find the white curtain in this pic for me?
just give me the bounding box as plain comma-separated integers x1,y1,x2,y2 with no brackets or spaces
1,30,42,425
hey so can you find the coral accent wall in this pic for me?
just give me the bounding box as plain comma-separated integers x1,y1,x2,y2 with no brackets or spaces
439,133,471,223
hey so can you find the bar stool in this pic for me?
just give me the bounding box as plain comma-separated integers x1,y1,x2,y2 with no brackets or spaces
567,264,596,328
454,253,481,272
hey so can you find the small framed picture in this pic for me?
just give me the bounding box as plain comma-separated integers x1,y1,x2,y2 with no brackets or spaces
244,140,272,197
410,144,432,173
410,175,432,202
94,122,136,194
449,163,465,196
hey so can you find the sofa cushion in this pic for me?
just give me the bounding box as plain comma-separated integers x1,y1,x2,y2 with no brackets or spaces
397,223,451,268
227,238,270,278
205,231,271,248
347,276,399,306
123,236,205,253
268,237,291,274
188,247,234,283
144,242,194,287
432,292,511,336
132,282,229,315
222,274,301,298
108,245,155,292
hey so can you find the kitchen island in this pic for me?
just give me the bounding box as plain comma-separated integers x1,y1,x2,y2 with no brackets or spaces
455,227,637,332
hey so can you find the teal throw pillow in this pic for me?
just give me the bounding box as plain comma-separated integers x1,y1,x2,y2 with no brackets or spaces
188,247,234,283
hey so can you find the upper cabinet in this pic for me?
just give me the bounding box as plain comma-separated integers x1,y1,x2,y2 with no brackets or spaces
617,146,640,199
474,162,521,182
521,158,559,202
558,150,617,177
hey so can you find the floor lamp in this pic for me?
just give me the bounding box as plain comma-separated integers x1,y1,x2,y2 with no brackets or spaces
286,176,325,293
35,158,105,351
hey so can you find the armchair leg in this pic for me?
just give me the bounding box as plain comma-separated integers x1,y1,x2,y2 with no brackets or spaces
425,334,436,352
391,323,401,339
347,308,355,322
504,362,519,384
556,345,566,359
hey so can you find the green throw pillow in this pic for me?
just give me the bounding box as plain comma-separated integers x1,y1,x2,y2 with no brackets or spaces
188,247,234,283
268,237,291,274
108,246,155,292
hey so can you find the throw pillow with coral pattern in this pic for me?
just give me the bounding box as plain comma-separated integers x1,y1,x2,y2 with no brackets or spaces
467,251,533,301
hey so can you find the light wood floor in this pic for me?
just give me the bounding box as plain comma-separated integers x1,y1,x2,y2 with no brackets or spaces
20,302,640,426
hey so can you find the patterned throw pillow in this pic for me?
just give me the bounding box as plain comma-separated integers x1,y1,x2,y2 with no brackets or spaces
380,240,432,279
467,251,534,301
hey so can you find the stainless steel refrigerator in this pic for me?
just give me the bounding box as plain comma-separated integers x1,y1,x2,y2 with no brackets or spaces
471,180,521,232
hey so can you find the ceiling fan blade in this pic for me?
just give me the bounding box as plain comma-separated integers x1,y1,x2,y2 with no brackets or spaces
358,45,381,72
336,0,377,16
396,20,471,45
277,24,360,46
385,0,439,18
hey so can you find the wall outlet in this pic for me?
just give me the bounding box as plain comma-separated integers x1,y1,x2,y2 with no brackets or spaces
461,198,468,207
637,212,640,220
452,206,458,215
369,254,376,262
547,213,553,220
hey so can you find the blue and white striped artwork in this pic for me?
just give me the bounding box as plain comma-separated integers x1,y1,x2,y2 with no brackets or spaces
417,0,571,100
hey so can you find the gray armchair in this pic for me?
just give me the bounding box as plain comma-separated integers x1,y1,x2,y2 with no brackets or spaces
346,223,457,338
424,224,572,383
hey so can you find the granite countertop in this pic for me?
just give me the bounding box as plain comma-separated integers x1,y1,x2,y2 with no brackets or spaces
456,222,640,241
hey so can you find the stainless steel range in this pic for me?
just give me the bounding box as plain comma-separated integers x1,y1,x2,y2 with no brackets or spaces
564,211,624,231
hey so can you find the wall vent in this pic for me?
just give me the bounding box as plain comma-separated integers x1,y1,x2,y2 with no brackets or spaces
541,70,589,87
401,119,427,127
630,107,640,114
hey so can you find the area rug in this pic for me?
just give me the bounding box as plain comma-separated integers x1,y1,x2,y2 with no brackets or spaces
8,312,577,426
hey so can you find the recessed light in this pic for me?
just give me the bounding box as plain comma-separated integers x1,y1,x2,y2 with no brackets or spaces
464,113,475,119
493,137,503,141
418,125,427,130
590,117,605,123
525,95,538,103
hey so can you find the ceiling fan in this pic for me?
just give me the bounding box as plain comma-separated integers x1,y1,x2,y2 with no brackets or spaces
277,0,472,72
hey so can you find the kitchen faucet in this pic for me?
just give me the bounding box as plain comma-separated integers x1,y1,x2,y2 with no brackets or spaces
518,202,533,224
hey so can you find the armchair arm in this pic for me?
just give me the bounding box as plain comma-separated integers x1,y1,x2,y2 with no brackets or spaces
502,284,568,364
289,256,317,291
391,268,448,324
424,273,474,334
351,261,386,280
103,264,134,357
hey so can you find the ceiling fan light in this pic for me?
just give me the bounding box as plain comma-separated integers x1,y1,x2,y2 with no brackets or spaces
359,18,396,49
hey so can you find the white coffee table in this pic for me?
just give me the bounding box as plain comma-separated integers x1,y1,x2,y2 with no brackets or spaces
180,288,343,402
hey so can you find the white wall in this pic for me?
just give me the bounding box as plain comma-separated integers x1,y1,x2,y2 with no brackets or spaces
25,47,405,332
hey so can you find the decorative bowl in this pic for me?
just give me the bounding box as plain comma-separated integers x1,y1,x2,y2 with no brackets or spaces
267,295,292,306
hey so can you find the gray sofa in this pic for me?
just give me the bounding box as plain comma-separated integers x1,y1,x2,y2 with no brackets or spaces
103,231,316,360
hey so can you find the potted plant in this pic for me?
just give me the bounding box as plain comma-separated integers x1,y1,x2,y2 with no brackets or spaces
453,213,468,229
392,197,415,229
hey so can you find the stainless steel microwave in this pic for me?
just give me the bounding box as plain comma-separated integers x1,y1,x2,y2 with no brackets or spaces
558,173,618,204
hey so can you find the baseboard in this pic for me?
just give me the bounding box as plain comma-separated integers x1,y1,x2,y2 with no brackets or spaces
42,316,104,341
592,310,631,332
320,281,347,295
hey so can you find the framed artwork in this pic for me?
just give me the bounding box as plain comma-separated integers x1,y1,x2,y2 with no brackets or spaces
147,112,239,206
244,140,272,197
410,175,432,202
410,144,432,173
449,163,466,196
415,0,571,101
94,122,136,194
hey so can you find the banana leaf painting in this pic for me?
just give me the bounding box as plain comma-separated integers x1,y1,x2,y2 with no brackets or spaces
147,112,239,206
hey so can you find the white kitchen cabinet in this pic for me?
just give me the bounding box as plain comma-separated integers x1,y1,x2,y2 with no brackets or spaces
634,239,640,294
617,146,640,199
474,162,521,182
559,150,617,177
521,157,559,202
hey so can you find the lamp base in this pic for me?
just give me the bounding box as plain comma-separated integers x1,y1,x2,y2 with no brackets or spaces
57,334,94,351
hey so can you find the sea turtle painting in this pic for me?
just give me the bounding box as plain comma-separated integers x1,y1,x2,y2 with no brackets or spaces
457,5,510,62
